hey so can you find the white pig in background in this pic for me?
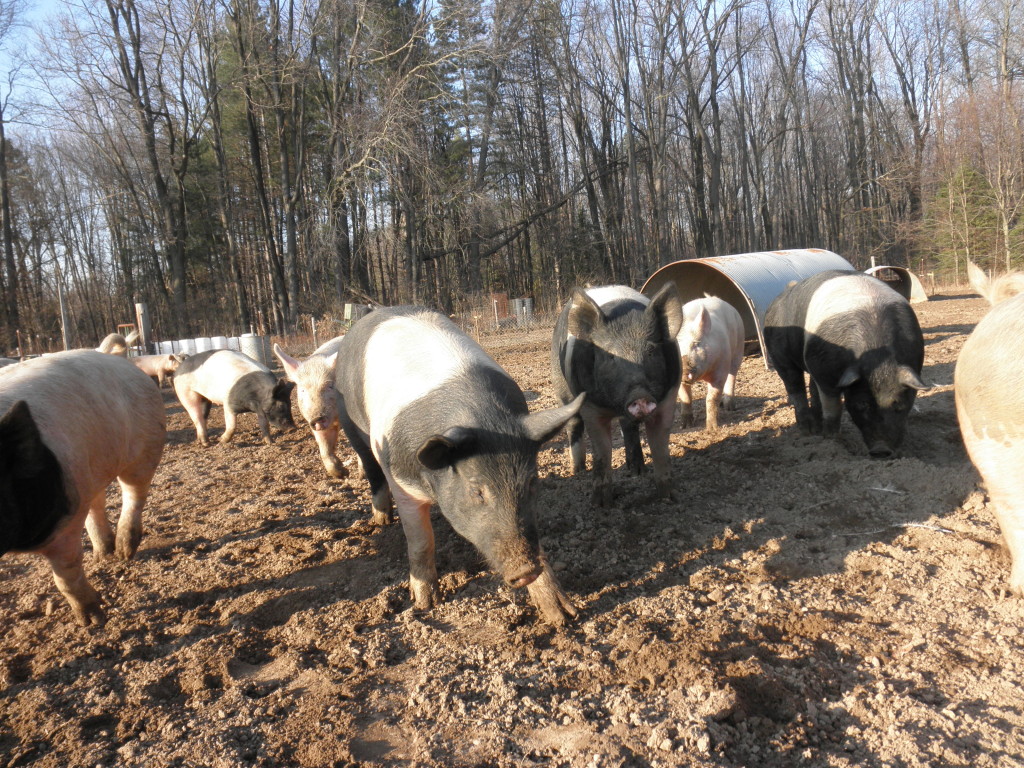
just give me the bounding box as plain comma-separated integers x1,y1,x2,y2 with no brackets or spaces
0,350,166,626
955,293,1024,594
132,353,188,388
676,296,745,431
96,330,139,357
173,349,295,446
967,260,1024,306
274,336,348,481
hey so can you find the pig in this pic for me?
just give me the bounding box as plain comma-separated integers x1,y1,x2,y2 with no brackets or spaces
0,350,166,625
551,284,684,506
334,306,585,625
764,270,927,458
273,336,348,480
677,296,745,431
955,293,1024,594
96,330,139,357
968,260,1024,306
132,353,188,388
172,349,295,446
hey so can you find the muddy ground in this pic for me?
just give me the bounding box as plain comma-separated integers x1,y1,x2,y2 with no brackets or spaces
1,292,1021,768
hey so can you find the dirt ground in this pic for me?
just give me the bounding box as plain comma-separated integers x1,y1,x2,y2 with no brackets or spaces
2,291,1022,768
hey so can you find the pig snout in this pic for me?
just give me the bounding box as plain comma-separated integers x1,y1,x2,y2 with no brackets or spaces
627,397,658,420
309,415,332,431
506,561,543,589
868,442,895,459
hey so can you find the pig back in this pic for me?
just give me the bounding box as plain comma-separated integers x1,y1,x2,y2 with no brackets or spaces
335,306,514,444
175,349,270,405
0,350,166,514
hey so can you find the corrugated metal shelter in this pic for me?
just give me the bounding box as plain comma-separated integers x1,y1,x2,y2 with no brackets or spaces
864,266,929,303
641,249,856,360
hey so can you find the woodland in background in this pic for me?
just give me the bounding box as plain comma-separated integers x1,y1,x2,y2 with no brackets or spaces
0,0,1022,351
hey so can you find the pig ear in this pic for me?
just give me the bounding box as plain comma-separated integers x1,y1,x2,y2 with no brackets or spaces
899,365,928,390
837,365,860,389
325,352,338,369
566,289,603,340
273,379,295,399
274,344,300,380
417,427,477,470
523,392,586,444
647,283,684,339
697,306,710,334
0,401,48,475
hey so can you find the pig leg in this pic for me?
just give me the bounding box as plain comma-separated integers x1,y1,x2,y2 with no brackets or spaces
313,425,347,479
621,420,645,475
815,383,843,437
84,492,115,558
254,409,274,445
42,518,104,626
776,365,818,434
178,391,211,446
970,441,1024,594
220,408,241,443
996,502,1024,595
343,421,393,524
526,557,579,627
114,471,156,560
393,489,439,610
722,354,741,410
705,383,723,432
645,399,676,500
678,380,695,428
583,410,615,506
566,414,586,473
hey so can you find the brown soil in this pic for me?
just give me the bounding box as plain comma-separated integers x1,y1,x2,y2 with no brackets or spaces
2,292,1021,768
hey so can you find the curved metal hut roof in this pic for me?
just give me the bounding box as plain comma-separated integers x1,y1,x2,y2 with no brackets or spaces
641,248,856,361
864,266,929,303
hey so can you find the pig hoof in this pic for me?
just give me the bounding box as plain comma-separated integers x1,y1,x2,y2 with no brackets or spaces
591,484,614,507
656,478,674,500
115,535,141,560
527,567,579,627
72,599,106,627
326,463,349,480
410,583,440,611
371,508,392,526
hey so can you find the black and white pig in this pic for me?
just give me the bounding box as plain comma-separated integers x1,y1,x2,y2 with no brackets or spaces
0,350,166,625
334,307,585,625
955,293,1024,594
173,349,295,446
550,284,683,505
274,336,348,481
764,270,927,457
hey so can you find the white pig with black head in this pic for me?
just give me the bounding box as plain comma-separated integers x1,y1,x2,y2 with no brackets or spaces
334,306,585,625
173,349,295,445
0,350,165,625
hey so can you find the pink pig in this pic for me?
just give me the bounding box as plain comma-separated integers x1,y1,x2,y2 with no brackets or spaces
677,296,745,431
956,293,1024,594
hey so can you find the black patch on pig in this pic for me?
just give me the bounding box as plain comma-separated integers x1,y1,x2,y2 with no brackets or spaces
226,372,295,430
172,349,220,377
0,400,73,554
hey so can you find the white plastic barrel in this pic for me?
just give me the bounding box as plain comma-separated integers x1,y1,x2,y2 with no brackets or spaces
212,336,229,350
239,333,267,365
